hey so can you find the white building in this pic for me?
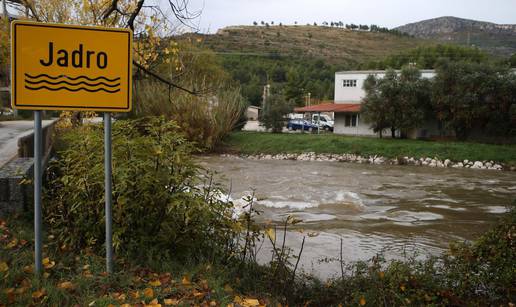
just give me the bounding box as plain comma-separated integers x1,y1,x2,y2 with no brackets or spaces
296,70,437,138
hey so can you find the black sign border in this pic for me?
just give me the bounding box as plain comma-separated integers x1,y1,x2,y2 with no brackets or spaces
13,22,132,111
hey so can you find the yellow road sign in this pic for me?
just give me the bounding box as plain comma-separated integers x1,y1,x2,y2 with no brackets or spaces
11,21,132,112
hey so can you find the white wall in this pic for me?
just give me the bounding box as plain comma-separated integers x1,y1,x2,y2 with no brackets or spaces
334,113,377,136
334,70,435,103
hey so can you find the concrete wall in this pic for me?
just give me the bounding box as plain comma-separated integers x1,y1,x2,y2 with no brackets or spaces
0,119,57,215
18,120,56,158
0,158,33,215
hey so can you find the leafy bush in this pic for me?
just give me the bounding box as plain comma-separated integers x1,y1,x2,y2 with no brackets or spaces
133,81,246,150
44,117,240,262
132,42,247,150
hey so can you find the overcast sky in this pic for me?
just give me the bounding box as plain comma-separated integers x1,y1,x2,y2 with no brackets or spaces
170,0,516,33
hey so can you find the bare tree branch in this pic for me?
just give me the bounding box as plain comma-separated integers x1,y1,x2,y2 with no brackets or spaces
127,0,144,30
19,0,39,21
168,0,201,30
133,60,200,96
101,0,118,20
99,0,207,96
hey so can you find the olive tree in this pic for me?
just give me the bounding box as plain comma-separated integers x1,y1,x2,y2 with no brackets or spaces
362,67,430,138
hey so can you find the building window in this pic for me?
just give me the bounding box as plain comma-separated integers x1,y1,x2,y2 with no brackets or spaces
344,114,358,127
342,79,357,87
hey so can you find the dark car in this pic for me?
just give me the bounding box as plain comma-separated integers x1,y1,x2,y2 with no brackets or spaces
287,119,318,132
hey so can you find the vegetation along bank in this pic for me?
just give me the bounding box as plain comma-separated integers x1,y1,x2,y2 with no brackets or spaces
222,132,516,170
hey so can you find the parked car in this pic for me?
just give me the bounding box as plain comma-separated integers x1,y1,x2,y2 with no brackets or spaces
312,114,334,131
287,119,318,132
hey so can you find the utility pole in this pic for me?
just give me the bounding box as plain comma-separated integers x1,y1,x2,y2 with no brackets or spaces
2,0,16,117
262,84,270,109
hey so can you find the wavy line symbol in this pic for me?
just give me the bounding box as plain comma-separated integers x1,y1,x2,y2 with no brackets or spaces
24,73,121,93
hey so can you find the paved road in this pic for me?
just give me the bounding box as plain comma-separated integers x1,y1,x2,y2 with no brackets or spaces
0,120,54,167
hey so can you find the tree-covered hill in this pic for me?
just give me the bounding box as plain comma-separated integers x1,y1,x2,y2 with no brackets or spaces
177,25,434,105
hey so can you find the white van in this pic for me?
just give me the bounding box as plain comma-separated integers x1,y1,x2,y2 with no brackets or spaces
312,114,334,131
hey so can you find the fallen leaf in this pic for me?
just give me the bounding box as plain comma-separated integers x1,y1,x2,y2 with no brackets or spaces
379,271,385,279
200,279,209,290
57,281,74,290
144,287,154,298
42,257,55,269
32,289,46,299
15,287,27,294
129,290,140,299
83,270,93,278
359,296,366,306
149,279,162,287
0,261,8,272
6,239,18,249
242,298,260,307
159,274,171,285
121,304,131,307
181,276,191,285
23,265,33,273
147,298,162,307
164,298,179,305
224,284,233,293
6,288,15,304
117,293,127,301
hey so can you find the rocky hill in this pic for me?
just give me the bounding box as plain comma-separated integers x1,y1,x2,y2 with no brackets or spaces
396,16,516,56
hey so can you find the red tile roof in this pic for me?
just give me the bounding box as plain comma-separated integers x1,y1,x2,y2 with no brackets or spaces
294,103,361,113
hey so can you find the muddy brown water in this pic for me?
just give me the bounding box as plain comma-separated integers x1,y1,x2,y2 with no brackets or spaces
199,156,516,279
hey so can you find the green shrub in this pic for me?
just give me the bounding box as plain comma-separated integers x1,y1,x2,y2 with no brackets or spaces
44,117,240,262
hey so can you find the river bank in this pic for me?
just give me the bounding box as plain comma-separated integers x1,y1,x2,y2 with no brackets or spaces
220,152,508,170
223,132,516,171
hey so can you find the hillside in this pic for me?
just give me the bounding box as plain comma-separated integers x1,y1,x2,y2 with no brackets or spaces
185,25,433,65
396,16,516,57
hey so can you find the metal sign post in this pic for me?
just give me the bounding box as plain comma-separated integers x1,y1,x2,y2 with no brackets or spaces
104,113,113,273
11,21,132,274
33,110,42,274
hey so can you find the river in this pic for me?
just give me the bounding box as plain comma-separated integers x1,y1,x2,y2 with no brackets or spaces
199,155,516,279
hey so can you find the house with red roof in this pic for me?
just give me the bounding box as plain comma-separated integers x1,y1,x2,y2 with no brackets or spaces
295,70,437,138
